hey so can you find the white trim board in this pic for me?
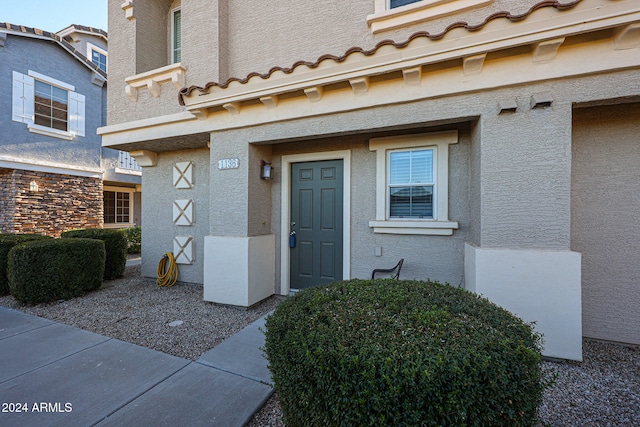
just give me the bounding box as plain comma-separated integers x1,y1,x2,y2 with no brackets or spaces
280,150,352,295
0,158,103,178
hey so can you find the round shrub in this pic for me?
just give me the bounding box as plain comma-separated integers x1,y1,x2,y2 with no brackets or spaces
8,238,105,305
61,228,127,279
264,279,550,427
0,234,52,296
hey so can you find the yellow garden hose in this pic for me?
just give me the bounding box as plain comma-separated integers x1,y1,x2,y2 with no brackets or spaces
156,252,179,287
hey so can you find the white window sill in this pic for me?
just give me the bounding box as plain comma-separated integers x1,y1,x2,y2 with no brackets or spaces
367,0,493,34
115,167,142,176
28,124,75,140
369,219,458,235
125,63,186,102
103,222,135,229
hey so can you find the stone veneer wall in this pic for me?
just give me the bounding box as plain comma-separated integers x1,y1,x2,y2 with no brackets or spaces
0,169,17,233
0,169,103,237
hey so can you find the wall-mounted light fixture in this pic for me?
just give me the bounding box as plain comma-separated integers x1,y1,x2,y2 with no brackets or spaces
260,160,273,180
29,181,39,192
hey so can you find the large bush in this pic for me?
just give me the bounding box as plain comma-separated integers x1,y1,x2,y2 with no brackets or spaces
61,228,127,279
8,238,105,305
264,279,550,427
0,234,52,296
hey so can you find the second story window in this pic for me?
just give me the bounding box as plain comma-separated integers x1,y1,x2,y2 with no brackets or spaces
389,0,421,8
87,43,108,73
12,70,85,140
369,0,493,34
172,8,181,63
34,80,68,131
91,50,107,72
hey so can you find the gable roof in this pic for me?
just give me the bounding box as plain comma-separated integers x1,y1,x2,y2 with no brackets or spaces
0,22,107,80
56,24,108,43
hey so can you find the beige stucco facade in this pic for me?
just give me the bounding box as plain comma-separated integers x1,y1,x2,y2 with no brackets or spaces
571,103,640,346
100,0,640,360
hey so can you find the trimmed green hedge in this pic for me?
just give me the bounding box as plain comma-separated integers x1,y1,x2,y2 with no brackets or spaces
264,279,550,427
8,238,105,305
0,234,52,296
61,229,127,280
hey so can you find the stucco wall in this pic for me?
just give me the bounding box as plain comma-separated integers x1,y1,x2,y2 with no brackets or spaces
107,0,135,126
208,134,249,237
572,103,640,345
225,0,544,83
106,0,224,125
479,100,573,249
182,0,227,87
106,0,549,126
468,121,482,246
265,128,471,292
107,0,184,125
135,0,170,74
140,148,210,284
167,70,638,292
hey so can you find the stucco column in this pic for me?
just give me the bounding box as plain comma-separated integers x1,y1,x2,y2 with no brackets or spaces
204,133,275,306
465,100,582,361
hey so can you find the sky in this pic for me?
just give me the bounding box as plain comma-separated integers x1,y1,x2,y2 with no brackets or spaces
1,0,108,33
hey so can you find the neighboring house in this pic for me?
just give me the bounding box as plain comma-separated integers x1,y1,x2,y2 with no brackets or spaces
0,23,141,236
99,0,640,360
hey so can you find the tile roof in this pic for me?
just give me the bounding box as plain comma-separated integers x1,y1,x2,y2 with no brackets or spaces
57,24,108,42
178,0,582,106
0,22,107,80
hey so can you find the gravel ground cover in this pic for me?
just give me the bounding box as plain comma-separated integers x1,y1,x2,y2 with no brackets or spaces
1,262,638,426
0,263,282,361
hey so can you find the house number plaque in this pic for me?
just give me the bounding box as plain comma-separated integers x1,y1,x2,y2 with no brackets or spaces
218,158,239,170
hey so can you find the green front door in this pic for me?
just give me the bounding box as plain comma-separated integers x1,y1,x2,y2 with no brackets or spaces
290,160,343,290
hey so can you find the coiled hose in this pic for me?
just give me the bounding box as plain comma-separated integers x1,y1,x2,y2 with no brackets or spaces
156,252,178,287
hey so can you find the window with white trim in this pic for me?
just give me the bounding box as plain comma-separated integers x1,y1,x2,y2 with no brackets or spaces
34,80,68,131
389,0,421,8
389,148,435,218
87,43,108,72
369,131,459,235
12,70,85,140
367,0,494,34
171,8,181,63
104,188,134,226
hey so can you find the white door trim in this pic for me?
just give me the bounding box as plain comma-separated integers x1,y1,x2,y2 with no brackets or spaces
280,150,351,295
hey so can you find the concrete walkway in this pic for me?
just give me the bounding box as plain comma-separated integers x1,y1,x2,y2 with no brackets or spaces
0,306,273,426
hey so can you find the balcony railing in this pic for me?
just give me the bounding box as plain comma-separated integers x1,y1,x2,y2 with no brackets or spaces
118,151,142,171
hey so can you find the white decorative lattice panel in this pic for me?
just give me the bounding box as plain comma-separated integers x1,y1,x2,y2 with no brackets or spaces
173,199,194,226
174,236,194,264
173,161,194,188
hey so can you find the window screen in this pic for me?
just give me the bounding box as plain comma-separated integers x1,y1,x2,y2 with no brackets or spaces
389,149,434,218
34,80,68,131
91,50,107,72
173,9,182,63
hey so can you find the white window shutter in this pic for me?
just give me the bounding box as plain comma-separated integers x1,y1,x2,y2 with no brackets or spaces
12,71,34,124
68,91,85,137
